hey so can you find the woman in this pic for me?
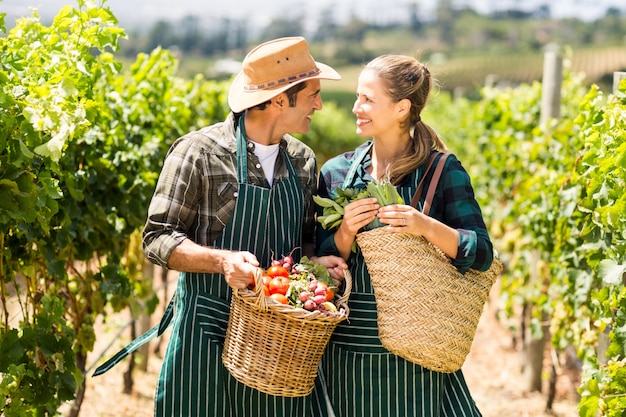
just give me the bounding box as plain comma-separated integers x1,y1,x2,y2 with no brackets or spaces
311,54,494,416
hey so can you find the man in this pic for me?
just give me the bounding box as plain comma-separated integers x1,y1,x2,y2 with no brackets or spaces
94,37,343,416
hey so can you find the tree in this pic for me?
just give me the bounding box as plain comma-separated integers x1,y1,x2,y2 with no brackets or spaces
258,14,305,42
407,2,423,34
337,14,368,42
180,15,201,53
436,0,454,45
146,20,177,51
314,7,339,41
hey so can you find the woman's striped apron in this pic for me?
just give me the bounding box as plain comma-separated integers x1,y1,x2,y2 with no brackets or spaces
95,116,316,417
312,143,482,417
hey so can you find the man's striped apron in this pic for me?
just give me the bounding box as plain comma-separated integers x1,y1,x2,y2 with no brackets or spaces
95,116,316,417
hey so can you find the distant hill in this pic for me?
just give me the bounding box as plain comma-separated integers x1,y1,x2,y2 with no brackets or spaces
318,45,626,98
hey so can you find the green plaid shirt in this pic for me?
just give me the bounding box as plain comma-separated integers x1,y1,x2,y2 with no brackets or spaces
317,141,494,273
143,113,318,267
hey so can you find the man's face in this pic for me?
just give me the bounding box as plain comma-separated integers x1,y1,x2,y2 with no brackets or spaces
280,79,323,135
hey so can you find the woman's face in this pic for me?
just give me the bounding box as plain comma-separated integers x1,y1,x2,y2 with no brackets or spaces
352,69,404,138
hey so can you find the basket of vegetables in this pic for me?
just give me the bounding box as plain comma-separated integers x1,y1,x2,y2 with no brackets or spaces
222,254,351,397
314,180,502,373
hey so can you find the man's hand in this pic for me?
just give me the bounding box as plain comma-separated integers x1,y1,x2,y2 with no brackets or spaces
222,251,260,289
311,255,348,285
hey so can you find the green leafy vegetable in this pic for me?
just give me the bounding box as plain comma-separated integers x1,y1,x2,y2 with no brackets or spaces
314,180,404,231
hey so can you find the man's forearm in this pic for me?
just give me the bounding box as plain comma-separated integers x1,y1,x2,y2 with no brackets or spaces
166,239,229,273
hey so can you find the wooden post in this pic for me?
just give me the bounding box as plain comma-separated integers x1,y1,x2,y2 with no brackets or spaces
136,260,155,371
613,71,626,97
522,251,550,393
521,46,564,394
540,46,563,126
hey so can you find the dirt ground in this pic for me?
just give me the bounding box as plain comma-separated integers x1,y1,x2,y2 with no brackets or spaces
61,275,581,417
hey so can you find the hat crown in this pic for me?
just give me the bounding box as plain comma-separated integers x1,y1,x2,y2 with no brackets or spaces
242,37,319,91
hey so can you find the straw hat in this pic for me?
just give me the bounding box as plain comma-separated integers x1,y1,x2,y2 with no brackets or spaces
228,37,341,113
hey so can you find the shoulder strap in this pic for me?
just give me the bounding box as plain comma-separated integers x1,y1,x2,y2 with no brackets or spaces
410,152,437,208
410,153,450,216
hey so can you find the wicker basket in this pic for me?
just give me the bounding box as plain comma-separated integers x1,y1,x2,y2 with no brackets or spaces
356,228,503,373
222,270,352,397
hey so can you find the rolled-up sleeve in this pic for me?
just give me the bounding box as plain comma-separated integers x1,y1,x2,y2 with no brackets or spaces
143,137,203,267
440,157,493,273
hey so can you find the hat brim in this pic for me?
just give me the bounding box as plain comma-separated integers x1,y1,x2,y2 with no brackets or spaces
228,62,341,113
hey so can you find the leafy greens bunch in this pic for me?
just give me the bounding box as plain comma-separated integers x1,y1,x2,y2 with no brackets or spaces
313,181,404,231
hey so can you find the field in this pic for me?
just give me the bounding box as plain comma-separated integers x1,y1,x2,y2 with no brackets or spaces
316,45,626,96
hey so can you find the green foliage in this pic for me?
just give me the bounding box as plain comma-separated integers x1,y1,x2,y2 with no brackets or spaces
440,54,626,415
0,296,81,417
2,1,625,415
0,2,228,414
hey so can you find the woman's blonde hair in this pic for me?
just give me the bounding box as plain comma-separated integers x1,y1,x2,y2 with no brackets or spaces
364,54,447,185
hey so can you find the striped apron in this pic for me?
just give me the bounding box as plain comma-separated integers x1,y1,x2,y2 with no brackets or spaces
312,143,482,417
95,116,316,417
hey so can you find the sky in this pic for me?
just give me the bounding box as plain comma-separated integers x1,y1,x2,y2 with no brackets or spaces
2,0,624,30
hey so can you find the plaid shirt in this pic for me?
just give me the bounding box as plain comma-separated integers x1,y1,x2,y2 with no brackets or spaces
317,142,494,273
143,113,318,267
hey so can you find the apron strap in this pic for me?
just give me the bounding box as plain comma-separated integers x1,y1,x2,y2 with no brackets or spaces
341,142,373,189
236,113,248,183
92,295,175,377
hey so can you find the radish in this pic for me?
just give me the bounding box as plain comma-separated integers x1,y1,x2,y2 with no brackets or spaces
313,294,326,305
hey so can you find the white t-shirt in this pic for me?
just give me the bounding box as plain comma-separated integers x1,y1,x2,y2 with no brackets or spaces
252,141,280,186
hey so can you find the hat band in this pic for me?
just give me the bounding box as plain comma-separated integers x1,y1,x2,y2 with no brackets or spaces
243,67,321,91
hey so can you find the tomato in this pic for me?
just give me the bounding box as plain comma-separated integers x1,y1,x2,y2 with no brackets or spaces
261,275,273,287
254,274,272,296
269,293,289,304
250,272,274,295
249,268,268,288
269,276,290,295
266,265,289,278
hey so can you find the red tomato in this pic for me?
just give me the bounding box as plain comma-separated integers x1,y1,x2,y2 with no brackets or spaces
261,275,273,287
249,268,267,288
269,276,290,295
257,274,272,296
266,265,289,278
269,293,289,304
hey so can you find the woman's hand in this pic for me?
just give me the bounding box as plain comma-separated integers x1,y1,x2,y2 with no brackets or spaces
333,197,379,259
377,204,425,236
378,204,460,259
338,198,379,238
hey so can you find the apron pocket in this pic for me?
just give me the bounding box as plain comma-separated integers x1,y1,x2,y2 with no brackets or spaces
215,182,238,228
196,292,231,344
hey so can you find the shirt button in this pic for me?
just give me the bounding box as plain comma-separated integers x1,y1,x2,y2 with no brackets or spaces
248,143,253,148
233,192,238,198
256,163,261,169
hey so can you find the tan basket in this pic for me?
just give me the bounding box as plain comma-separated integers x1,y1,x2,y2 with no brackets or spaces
222,269,352,397
356,228,503,373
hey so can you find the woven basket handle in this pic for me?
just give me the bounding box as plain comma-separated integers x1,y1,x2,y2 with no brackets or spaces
334,269,352,307
410,153,449,216
248,267,269,312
